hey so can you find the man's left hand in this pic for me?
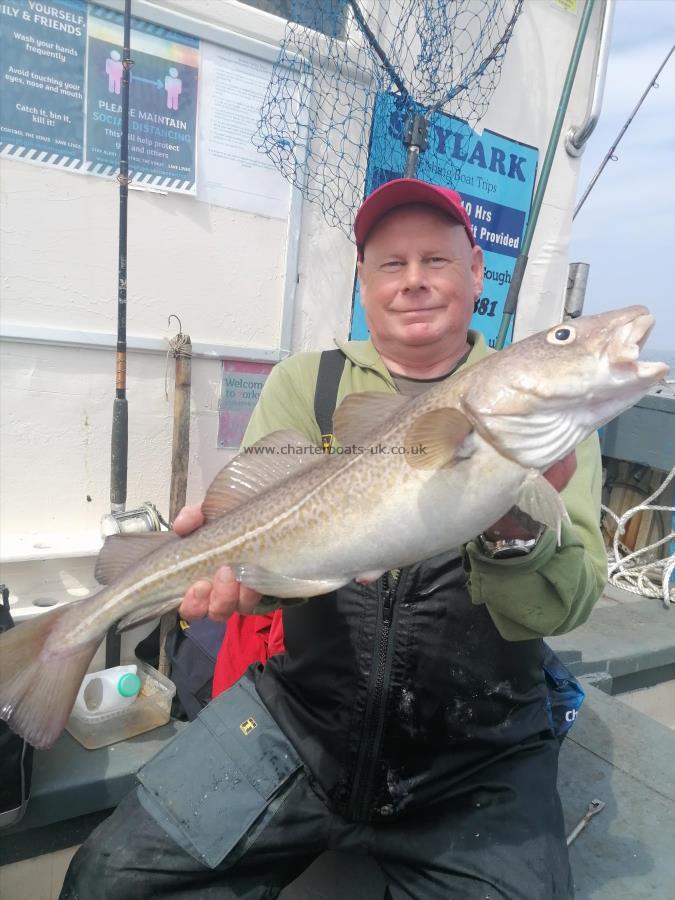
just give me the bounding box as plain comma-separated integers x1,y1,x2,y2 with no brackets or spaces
482,450,577,541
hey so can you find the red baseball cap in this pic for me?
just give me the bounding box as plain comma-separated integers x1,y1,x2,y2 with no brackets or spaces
354,178,475,249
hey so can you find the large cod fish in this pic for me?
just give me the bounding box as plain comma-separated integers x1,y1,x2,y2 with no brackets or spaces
0,306,669,749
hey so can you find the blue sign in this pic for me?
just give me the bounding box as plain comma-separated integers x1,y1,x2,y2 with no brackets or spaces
85,4,199,186
351,92,539,348
0,0,87,166
0,1,199,191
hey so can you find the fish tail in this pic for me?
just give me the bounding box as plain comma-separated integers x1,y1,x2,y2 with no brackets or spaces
0,605,99,750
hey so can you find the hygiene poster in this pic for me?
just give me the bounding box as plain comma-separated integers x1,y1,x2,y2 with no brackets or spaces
351,92,539,347
0,0,199,192
0,0,87,166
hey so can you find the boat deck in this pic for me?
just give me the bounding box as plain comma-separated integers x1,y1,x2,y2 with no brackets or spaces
1,588,673,899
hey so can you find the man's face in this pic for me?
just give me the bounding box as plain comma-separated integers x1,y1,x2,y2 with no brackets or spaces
357,204,484,350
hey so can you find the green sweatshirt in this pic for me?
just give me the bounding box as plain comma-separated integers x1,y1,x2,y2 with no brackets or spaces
242,331,608,641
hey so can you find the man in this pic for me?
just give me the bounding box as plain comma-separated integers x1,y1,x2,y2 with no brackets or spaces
61,179,606,899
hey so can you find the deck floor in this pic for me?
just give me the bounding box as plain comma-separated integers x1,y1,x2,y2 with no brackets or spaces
1,588,673,899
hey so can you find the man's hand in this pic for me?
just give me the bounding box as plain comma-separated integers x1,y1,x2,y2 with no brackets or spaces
175,504,262,622
482,451,577,542
540,451,578,493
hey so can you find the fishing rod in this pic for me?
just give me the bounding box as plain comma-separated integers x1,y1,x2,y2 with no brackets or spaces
494,0,597,350
101,1,188,672
110,0,132,517
106,0,132,669
102,2,182,669
574,43,675,219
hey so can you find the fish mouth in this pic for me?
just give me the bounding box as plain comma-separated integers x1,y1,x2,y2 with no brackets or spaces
610,311,670,382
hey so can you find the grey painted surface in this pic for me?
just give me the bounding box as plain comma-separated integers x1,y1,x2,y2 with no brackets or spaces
2,721,187,838
600,387,675,471
559,684,675,900
549,594,675,679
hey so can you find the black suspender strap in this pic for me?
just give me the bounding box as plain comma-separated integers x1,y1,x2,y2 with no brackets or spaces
314,349,346,453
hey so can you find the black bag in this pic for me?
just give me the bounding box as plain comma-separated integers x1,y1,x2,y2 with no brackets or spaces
164,617,227,721
0,585,34,829
135,617,227,722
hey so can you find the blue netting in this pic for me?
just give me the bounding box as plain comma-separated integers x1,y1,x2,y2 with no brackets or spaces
254,0,524,236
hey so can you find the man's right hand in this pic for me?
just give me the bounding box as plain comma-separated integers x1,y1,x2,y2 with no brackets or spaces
175,504,263,623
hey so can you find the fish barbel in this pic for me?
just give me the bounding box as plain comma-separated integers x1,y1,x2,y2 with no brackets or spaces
0,305,669,749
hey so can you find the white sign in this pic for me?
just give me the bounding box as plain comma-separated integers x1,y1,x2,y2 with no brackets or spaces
197,42,292,219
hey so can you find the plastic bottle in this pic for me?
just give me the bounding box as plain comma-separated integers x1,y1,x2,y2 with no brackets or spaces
73,664,142,717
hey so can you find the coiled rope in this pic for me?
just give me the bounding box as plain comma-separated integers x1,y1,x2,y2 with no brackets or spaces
602,464,675,609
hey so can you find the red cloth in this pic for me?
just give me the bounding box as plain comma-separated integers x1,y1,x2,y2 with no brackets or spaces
212,611,285,697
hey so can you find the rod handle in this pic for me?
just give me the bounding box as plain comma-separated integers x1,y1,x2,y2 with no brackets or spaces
111,397,128,508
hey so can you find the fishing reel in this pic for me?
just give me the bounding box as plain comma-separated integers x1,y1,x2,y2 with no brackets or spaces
100,502,168,670
100,501,167,537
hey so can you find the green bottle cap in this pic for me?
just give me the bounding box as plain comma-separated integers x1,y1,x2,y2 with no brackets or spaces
117,672,142,698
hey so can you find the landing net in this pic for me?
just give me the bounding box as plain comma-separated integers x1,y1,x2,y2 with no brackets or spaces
254,0,524,235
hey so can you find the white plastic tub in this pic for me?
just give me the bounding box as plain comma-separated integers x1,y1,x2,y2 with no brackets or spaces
66,661,176,750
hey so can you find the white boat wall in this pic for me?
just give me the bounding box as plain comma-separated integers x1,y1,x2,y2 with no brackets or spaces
0,0,609,642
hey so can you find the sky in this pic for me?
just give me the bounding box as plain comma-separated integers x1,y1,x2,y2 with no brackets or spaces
568,0,675,353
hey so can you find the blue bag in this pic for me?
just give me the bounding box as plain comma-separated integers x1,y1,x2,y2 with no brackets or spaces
542,643,585,742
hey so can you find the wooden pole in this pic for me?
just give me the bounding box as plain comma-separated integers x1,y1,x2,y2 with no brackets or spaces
169,336,192,521
158,328,192,676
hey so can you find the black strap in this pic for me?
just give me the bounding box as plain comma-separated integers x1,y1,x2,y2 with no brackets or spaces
314,349,346,452
0,585,13,634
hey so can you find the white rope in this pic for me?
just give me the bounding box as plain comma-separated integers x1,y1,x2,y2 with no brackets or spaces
601,464,675,609
164,333,191,401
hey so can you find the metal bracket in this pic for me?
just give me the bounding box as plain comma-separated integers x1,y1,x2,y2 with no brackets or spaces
403,114,429,177
404,114,429,152
566,0,615,157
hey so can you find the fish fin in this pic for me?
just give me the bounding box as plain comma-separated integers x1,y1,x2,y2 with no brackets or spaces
516,471,571,543
202,430,321,521
355,570,386,585
229,563,346,599
404,408,474,470
95,532,177,585
333,392,409,448
0,603,99,749
116,597,182,633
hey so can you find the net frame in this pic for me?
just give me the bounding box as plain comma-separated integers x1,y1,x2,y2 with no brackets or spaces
254,0,525,235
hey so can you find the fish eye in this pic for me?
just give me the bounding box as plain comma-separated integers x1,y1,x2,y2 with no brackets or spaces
546,326,576,345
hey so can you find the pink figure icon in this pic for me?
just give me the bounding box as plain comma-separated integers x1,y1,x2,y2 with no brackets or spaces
106,50,123,95
164,67,182,111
